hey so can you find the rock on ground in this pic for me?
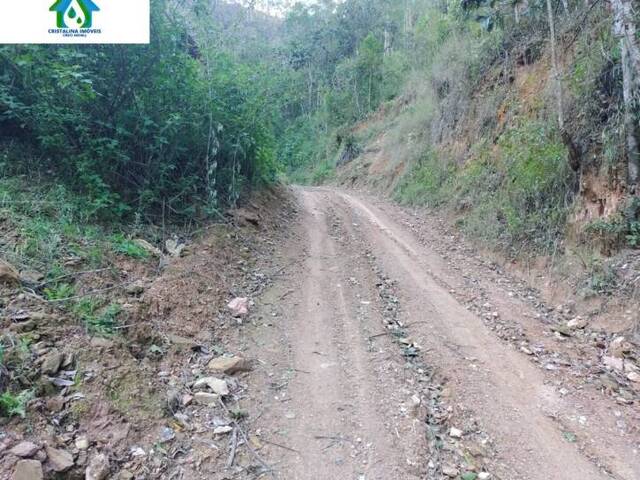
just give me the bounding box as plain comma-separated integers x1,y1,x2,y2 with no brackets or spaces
13,459,43,480
0,259,20,285
567,317,588,330
10,442,40,458
40,349,63,375
609,337,632,358
193,392,219,406
85,453,110,480
207,356,252,375
125,281,145,295
75,436,89,450
45,445,74,472
133,239,162,257
227,297,249,317
193,377,229,396
165,239,186,257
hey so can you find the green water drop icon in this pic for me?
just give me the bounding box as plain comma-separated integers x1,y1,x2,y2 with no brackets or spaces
77,17,83,25
68,7,77,19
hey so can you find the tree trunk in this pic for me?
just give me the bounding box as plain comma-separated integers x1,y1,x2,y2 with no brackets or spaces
368,71,373,112
307,67,314,114
354,77,362,117
611,0,640,186
546,0,564,130
384,28,392,57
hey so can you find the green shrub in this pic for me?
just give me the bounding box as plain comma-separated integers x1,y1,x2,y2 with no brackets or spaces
0,0,280,221
455,122,573,252
0,390,33,418
44,283,75,301
309,161,336,185
395,148,453,206
584,198,640,250
74,298,122,335
627,222,640,247
110,234,149,259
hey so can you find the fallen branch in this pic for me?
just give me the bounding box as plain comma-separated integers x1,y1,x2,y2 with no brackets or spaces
226,427,238,468
261,439,299,454
46,282,136,303
218,399,274,477
368,321,428,340
36,268,112,288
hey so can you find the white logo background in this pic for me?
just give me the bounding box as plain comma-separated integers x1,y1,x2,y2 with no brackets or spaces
0,0,150,44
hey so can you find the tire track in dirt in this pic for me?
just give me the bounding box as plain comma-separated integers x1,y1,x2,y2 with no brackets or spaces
243,186,637,480
245,189,426,479
332,188,637,480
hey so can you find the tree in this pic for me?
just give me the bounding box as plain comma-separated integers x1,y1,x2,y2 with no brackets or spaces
357,33,384,112
610,0,640,186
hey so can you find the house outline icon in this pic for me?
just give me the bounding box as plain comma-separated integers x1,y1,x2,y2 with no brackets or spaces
49,0,100,29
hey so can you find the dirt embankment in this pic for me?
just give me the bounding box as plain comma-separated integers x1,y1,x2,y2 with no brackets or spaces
0,187,297,479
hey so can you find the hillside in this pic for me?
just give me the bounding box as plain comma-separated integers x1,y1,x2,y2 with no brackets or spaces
290,0,640,335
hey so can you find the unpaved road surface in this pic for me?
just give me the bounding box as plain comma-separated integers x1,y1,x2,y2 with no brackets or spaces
240,187,639,480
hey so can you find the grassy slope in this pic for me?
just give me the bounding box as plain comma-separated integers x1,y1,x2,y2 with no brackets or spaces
334,5,637,259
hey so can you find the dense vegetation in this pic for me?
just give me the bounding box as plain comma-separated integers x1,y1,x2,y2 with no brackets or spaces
1,0,639,255
1,0,283,221
271,0,640,254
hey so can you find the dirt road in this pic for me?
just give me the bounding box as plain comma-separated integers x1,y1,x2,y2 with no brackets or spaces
241,187,639,480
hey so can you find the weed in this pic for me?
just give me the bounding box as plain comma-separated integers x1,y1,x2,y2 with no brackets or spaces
0,390,33,418
395,121,573,254
627,222,640,247
73,298,121,335
230,408,249,420
584,217,627,249
111,234,149,259
578,256,618,297
44,283,75,301
395,148,453,206
585,208,640,250
0,178,109,275
309,161,336,185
